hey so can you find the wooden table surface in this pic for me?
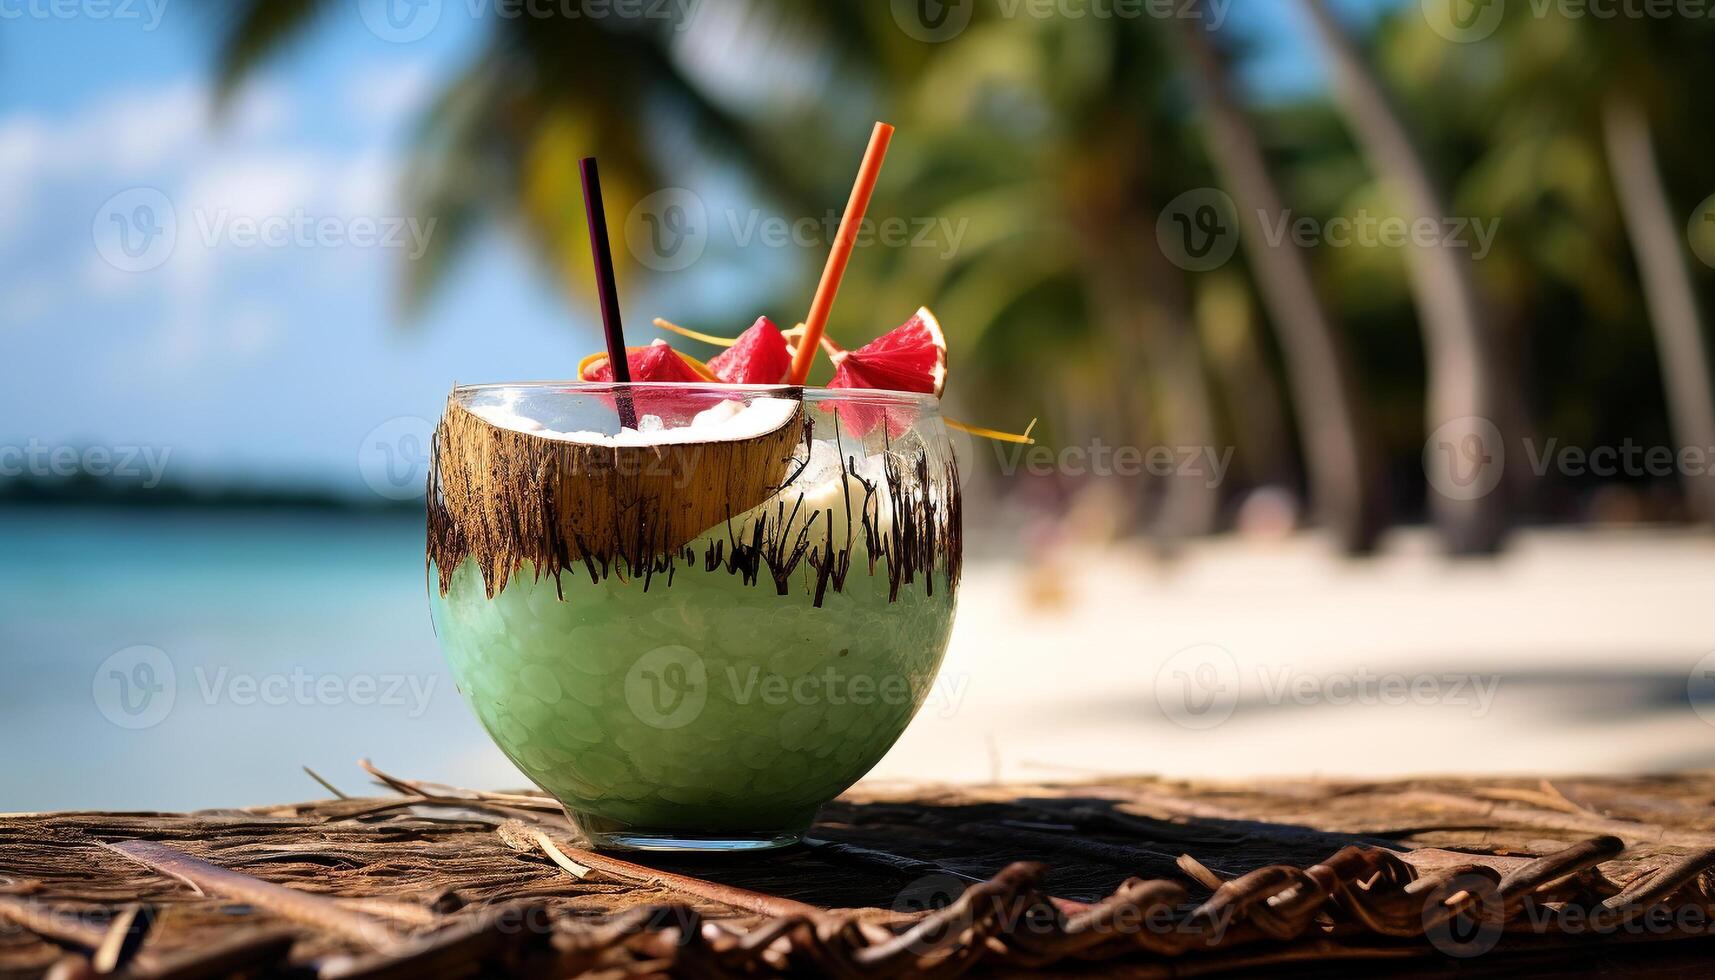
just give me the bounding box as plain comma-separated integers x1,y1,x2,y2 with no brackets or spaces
3,768,1714,977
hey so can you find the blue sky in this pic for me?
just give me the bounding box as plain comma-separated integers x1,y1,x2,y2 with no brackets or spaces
0,0,1400,498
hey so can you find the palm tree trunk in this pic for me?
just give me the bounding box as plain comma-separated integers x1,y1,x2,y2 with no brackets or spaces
1142,302,1223,544
1123,223,1224,544
1176,13,1383,553
1299,0,1506,553
1075,214,1222,546
1601,95,1715,524
1198,280,1297,495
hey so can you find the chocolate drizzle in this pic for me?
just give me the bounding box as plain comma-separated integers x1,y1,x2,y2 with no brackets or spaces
427,396,962,605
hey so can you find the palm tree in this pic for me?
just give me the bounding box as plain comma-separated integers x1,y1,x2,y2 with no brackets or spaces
207,3,1281,541
1299,0,1506,553
1600,99,1715,524
203,0,873,315
1452,13,1715,524
1174,10,1383,552
854,14,1229,541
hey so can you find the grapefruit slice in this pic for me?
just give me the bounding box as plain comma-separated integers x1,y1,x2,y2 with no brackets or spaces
707,316,793,385
579,339,718,383
821,307,947,437
648,308,1033,444
577,340,722,421
823,307,947,397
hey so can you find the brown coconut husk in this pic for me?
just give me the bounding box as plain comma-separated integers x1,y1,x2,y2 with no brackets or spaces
427,393,805,597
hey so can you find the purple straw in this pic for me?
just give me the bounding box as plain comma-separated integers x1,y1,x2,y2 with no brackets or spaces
578,157,636,428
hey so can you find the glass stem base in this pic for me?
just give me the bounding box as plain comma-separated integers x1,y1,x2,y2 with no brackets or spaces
567,809,810,852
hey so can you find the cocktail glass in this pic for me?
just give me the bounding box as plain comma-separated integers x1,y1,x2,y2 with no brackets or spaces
427,381,961,851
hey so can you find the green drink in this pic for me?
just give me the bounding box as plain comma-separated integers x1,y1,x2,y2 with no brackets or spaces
428,382,960,850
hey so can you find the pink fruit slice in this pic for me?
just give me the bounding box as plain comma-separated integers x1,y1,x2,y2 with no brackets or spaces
823,307,947,397
579,339,716,383
822,307,947,437
708,317,793,385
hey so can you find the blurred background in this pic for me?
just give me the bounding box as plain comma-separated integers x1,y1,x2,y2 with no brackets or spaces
6,0,1715,810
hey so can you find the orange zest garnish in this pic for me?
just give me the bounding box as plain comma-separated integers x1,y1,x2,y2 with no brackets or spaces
652,318,740,348
654,318,811,347
577,350,609,379
948,417,1038,445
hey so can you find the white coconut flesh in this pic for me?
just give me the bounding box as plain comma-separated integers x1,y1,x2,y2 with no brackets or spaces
462,391,900,556
467,395,800,447
719,438,897,551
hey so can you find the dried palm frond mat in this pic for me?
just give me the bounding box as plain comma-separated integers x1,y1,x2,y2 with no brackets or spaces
4,767,1715,978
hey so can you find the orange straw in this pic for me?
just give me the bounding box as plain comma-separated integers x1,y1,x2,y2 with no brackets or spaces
789,121,894,385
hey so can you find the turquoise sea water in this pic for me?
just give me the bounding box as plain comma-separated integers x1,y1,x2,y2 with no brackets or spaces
0,506,513,811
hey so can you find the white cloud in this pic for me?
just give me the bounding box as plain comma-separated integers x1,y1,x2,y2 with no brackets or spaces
336,147,401,215
102,81,206,171
227,82,296,141
8,69,426,371
0,115,48,248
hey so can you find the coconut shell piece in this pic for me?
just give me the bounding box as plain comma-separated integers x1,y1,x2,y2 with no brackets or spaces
427,392,805,597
